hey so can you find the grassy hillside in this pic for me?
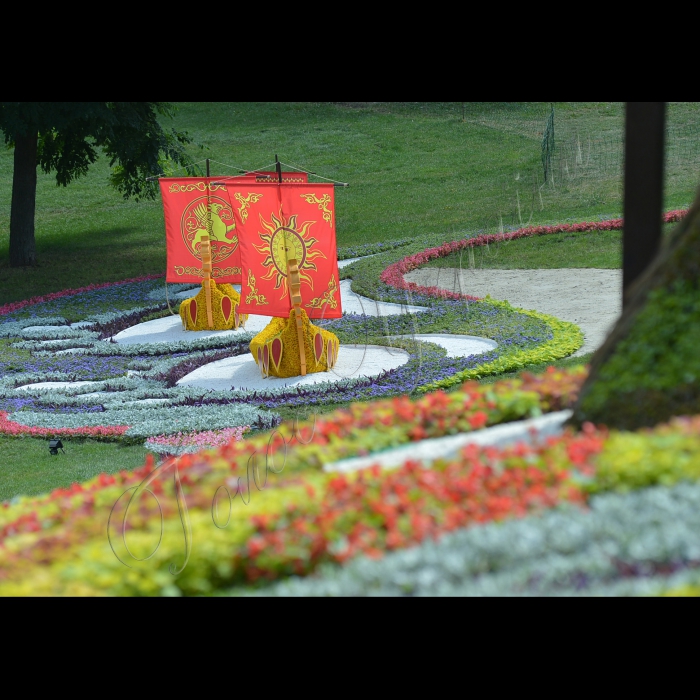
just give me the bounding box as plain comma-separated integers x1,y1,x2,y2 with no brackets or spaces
2,102,700,501
2,102,698,304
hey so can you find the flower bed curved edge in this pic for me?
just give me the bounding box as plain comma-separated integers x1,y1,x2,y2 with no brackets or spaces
0,275,165,318
381,210,689,299
418,301,583,392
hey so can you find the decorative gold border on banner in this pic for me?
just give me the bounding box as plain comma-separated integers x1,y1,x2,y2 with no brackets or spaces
300,193,333,227
173,266,241,278
305,274,338,310
169,182,227,193
234,192,263,223
245,270,268,305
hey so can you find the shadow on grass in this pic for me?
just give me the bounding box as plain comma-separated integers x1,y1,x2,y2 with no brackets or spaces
0,226,166,305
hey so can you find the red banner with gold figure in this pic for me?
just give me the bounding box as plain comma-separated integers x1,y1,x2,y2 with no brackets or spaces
160,177,246,284
230,182,342,319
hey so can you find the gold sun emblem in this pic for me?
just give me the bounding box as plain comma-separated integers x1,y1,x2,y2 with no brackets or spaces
254,211,326,299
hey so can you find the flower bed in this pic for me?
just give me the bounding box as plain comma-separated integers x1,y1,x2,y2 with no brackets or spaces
337,239,414,260
2,210,698,596
0,423,594,595
0,411,129,440
145,426,249,455
380,210,689,299
4,361,700,596
12,210,664,442
0,275,583,439
0,276,168,321
254,481,700,597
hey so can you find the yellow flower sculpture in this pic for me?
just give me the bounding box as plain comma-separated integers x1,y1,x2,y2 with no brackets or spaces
179,281,249,331
250,308,339,379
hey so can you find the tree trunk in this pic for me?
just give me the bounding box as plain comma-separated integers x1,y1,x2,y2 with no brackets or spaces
9,129,38,267
569,195,700,430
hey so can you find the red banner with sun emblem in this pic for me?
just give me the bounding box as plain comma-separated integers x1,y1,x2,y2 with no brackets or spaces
160,177,245,284
230,182,342,319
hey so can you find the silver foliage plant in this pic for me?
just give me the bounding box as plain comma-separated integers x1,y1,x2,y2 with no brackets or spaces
246,482,700,597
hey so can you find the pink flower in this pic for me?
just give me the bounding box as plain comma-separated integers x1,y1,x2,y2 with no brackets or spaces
147,427,249,449
0,411,129,438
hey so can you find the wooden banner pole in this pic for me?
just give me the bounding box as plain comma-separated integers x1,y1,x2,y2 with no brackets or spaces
202,170,214,328
201,235,214,328
287,258,307,376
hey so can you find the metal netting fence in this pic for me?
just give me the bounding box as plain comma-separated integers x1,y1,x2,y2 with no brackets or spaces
545,103,700,186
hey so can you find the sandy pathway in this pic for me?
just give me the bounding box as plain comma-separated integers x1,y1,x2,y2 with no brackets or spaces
404,268,622,357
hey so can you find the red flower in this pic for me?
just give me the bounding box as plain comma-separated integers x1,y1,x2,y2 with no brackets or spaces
469,411,488,429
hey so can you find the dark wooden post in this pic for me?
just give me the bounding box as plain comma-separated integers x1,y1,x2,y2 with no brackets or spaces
206,158,210,177
623,102,666,307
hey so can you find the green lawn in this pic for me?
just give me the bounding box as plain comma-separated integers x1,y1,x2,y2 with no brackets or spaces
419,222,678,271
1,102,697,304
0,436,151,502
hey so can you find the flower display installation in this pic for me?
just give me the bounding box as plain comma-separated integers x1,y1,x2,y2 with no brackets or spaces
4,208,699,597
4,387,700,596
0,266,582,439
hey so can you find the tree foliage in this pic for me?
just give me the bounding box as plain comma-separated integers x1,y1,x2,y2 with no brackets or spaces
0,102,199,266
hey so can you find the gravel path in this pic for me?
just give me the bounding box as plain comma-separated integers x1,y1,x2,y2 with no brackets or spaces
404,268,622,357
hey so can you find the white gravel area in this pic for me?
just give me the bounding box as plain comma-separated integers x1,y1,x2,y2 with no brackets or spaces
110,315,249,345
338,280,427,316
404,268,621,356
324,410,573,473
386,334,497,358
176,345,411,391
15,381,100,392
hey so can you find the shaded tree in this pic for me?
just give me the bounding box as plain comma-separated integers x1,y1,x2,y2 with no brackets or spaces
0,102,197,267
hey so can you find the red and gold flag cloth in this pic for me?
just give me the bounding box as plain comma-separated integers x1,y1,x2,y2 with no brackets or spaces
231,182,342,319
159,174,309,283
160,177,246,284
